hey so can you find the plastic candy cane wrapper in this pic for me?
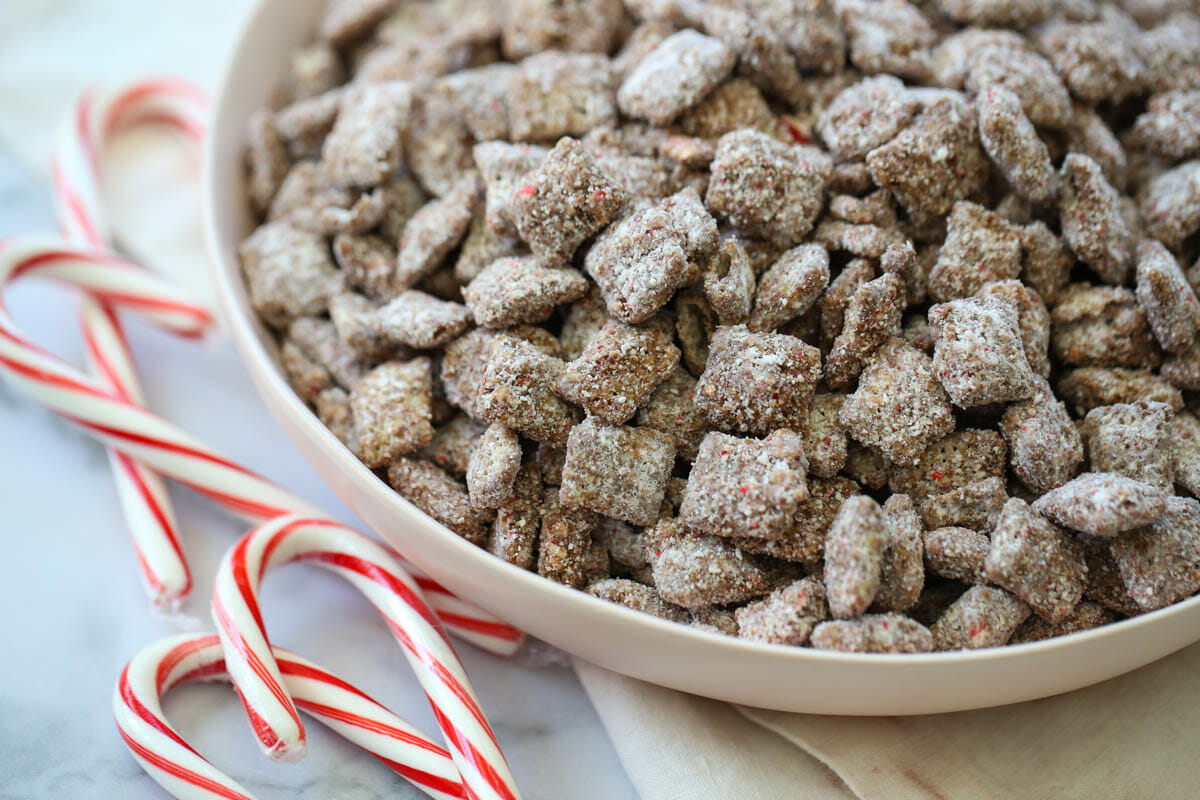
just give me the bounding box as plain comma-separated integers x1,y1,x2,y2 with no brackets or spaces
210,515,521,798
114,633,466,800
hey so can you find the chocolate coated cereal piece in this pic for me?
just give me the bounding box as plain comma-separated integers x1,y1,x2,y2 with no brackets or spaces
818,75,919,162
1001,376,1085,494
1162,340,1200,390
702,6,804,104
1049,284,1162,369
1173,410,1200,498
474,141,547,237
880,240,924,308
811,614,934,653
932,585,1031,650
281,340,332,404
924,526,989,584
560,320,680,425
813,221,905,261
889,429,1008,503
617,30,736,126
966,46,1072,131
985,498,1086,624
315,387,355,451
1132,91,1200,162
840,338,955,468
735,577,828,645
1080,536,1142,617
738,477,860,563
454,213,524,285
436,64,516,143
351,359,434,468
405,89,477,198
333,233,395,300
1036,18,1143,105
1058,368,1183,419
748,244,830,333
704,239,756,326
977,280,1051,379
239,221,342,329
501,0,625,61
475,334,578,445
837,0,936,81
1081,401,1174,492
288,316,365,390
538,488,598,588
706,129,831,247
645,517,778,608
936,0,1049,27
395,173,479,289
929,292,1037,408
826,273,904,389
466,423,522,509
1138,161,1200,250
824,495,887,619
1135,14,1200,94
1032,472,1168,537
420,414,486,478
798,393,848,479
388,457,493,544
1018,221,1073,307
319,0,394,45
977,86,1057,206
819,258,875,350
506,52,618,143
322,83,412,189
920,477,1007,533
1111,496,1200,611
464,257,589,329
741,0,845,75
675,79,784,142
245,111,289,216
1010,602,1114,644
694,325,822,436
830,189,898,228
928,202,1023,303
512,137,628,267
875,493,925,613
1059,153,1134,285
613,21,674,81
1135,239,1200,354
680,430,808,541
866,97,989,226
560,417,676,526
374,290,473,349
929,29,1027,90
587,578,689,623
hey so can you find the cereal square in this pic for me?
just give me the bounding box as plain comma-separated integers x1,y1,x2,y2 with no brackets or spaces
350,359,435,467
617,30,736,125
645,517,779,608
679,430,808,541
333,233,395,301
748,244,830,333
420,414,486,478
475,334,579,445
704,239,756,326
473,141,548,237
288,316,364,390
735,577,828,645
1036,19,1144,105
321,82,412,188
985,498,1086,623
1132,90,1200,161
1050,284,1163,369
924,526,989,584
1000,376,1085,494
701,5,803,104
560,417,676,525
501,0,626,60
538,488,599,588
810,614,934,653
405,89,476,198
1010,601,1114,644
511,137,629,267
1135,239,1200,354
819,258,875,350
435,64,516,143
585,188,718,323
839,338,955,467
1081,401,1174,492
888,429,1008,502
797,393,848,479
866,96,989,225
931,585,1031,650
464,256,590,329
977,86,1058,206
838,0,937,81
977,280,1052,379
394,173,480,289
506,52,618,143
1059,153,1135,285
824,495,887,618
919,477,1008,532
560,320,680,424
677,78,786,142
1032,472,1169,537
387,458,492,545
928,202,1023,303
817,75,919,162
1173,410,1200,498
694,325,821,436
875,493,925,613
1110,496,1200,611
374,290,473,349
315,387,355,451
1019,220,1073,306
239,221,342,328
1057,368,1183,419
738,477,860,562
490,461,545,569
587,579,688,622
965,46,1072,130
706,130,832,246
825,273,905,389
466,423,522,509
929,292,1038,407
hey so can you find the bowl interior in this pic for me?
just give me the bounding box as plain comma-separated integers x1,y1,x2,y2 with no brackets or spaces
204,0,1200,715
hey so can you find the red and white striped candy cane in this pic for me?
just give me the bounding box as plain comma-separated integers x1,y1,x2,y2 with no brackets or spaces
210,515,521,800
0,234,523,652
115,633,466,800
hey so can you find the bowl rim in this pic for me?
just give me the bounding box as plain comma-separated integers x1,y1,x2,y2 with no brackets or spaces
201,0,1200,709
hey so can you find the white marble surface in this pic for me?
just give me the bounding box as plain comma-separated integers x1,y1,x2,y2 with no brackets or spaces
0,145,638,797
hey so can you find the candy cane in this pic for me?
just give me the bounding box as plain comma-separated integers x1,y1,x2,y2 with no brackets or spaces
114,633,466,800
210,515,521,800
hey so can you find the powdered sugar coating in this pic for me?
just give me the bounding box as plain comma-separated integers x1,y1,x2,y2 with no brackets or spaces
680,430,808,541
538,488,600,588
1049,284,1162,369
1018,221,1073,306
817,75,919,162
929,292,1037,408
322,82,412,188
748,244,830,333
965,46,1072,130
374,290,473,349
735,577,828,645
838,0,937,81
797,393,848,479
1033,472,1169,537
560,320,680,424
466,423,523,510
920,477,1007,533
617,30,736,125
875,493,925,613
560,417,676,525
986,498,1085,623
1001,376,1085,494
931,585,1031,650
1132,90,1200,162
824,495,887,619
1010,602,1114,644
1081,401,1174,493
239,221,342,329
924,526,989,584
1110,496,1200,611
351,359,434,467
506,51,618,143
476,334,578,445
395,172,480,289
1135,239,1200,354
738,477,860,563
928,202,1023,303
1059,153,1135,286
811,614,934,653
826,273,905,389
702,5,804,104
420,415,486,478
490,461,544,569
587,579,689,623
464,257,589,329
703,239,756,325
977,86,1057,206
646,517,780,608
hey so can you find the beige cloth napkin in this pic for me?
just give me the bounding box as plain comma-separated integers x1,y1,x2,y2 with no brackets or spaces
6,4,1199,799
576,641,1200,799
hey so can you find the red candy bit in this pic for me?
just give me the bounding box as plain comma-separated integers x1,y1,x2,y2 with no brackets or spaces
517,184,537,197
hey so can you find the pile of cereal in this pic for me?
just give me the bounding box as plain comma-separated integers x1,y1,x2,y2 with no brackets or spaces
242,0,1200,653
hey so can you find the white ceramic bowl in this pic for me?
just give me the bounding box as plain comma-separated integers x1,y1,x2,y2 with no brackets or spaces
205,0,1200,715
